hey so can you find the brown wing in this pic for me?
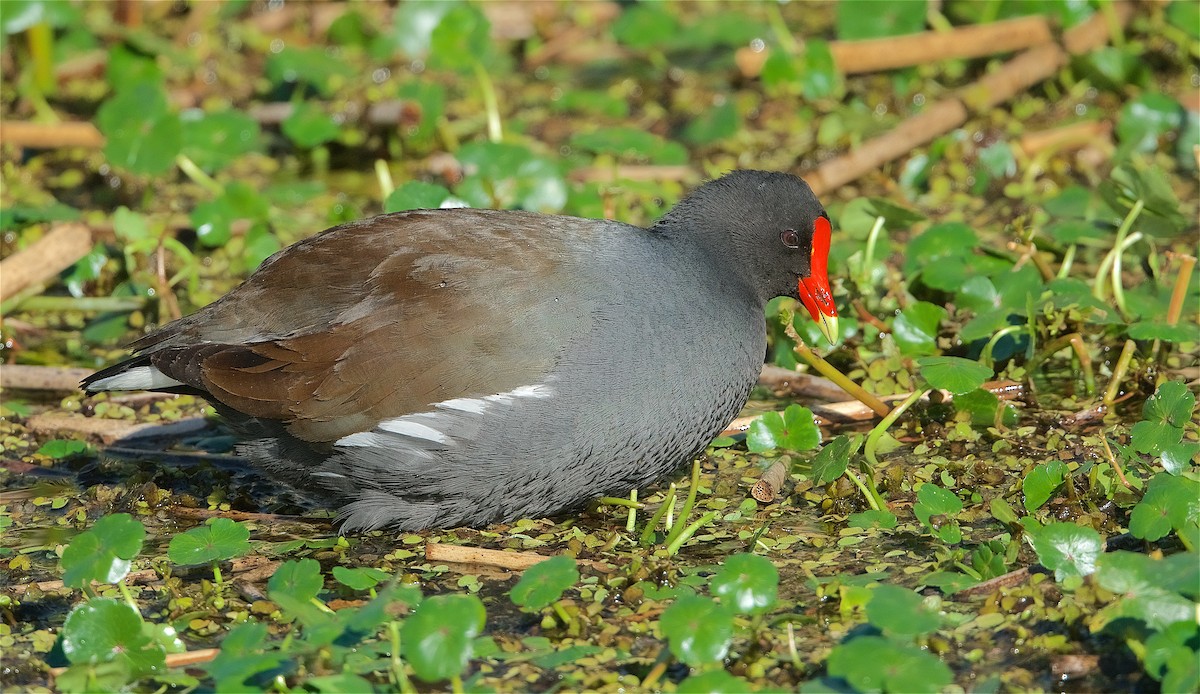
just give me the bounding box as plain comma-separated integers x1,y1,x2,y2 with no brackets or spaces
138,208,594,442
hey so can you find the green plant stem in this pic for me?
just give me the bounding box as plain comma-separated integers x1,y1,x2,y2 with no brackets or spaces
389,621,413,694
1100,0,1125,48
175,154,224,196
859,215,886,287
1091,200,1144,311
980,325,1022,368
662,461,702,549
375,159,395,201
1103,339,1137,408
845,468,881,511
472,61,502,143
665,511,719,555
791,336,891,418
1057,244,1077,279
0,281,48,315
451,675,464,694
639,485,676,546
1109,199,1144,316
597,496,642,509
626,489,637,533
211,563,223,587
18,296,147,313
865,389,928,468
766,2,798,54
1093,231,1144,305
118,582,140,613
28,22,55,96
640,649,672,690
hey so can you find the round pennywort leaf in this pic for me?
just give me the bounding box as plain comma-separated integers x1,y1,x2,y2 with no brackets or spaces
709,553,778,615
167,518,251,566
401,594,486,683
510,555,579,611
659,595,733,666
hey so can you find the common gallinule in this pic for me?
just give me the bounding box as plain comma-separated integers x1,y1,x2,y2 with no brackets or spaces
84,170,837,530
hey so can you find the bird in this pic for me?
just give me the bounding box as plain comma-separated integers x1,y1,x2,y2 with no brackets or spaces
83,170,838,531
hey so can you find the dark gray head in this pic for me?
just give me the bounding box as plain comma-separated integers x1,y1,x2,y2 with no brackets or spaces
653,170,838,344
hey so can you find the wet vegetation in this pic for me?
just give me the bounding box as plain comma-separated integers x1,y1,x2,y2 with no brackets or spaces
1,1,1198,692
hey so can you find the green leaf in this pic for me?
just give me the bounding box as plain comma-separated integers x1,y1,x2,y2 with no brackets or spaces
990,496,1019,525
281,102,341,149
62,599,165,677
848,509,898,529
866,584,941,636
1144,621,1200,685
1116,92,1185,155
903,222,982,290
1022,460,1067,511
265,46,354,97
167,518,251,566
1143,381,1196,429
1095,551,1197,630
800,39,842,100
96,82,182,175
612,4,680,50
915,483,962,517
917,356,994,395
1161,442,1200,475
809,434,853,485
670,11,763,51
1030,522,1102,581
1129,473,1200,541
892,301,946,357
305,672,378,693
569,127,688,165
428,4,492,72
1099,163,1189,237
863,198,927,229
1132,420,1184,457
180,109,262,172
455,142,567,212
682,100,739,146
396,81,446,150
827,636,953,693
36,439,89,459
746,405,821,454
402,594,486,683
105,43,162,92
332,565,391,590
710,553,778,615
391,1,457,57
204,623,283,692
836,0,925,39
979,141,1016,178
510,555,579,611
1167,0,1200,39
190,181,271,248
761,50,800,95
954,388,1017,428
61,514,145,589
659,595,733,666
268,558,324,603
384,181,457,213
112,206,152,243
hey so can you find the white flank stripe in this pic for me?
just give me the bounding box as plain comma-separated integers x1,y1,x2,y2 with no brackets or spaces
335,382,555,448
377,420,449,444
88,366,185,391
437,397,488,414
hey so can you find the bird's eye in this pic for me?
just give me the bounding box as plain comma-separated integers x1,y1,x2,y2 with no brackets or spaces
780,229,800,249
